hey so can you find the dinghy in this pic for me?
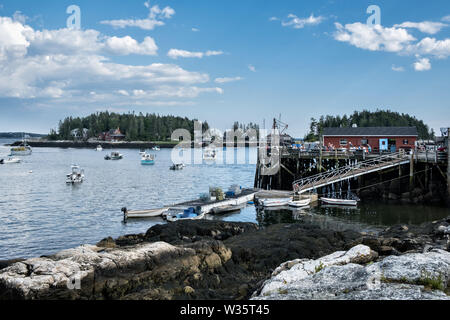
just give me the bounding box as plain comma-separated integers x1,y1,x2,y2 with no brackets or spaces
96,145,103,151
211,204,244,215
288,198,311,207
122,207,169,219
170,163,185,170
3,157,21,164
320,197,358,206
166,208,204,222
259,198,292,207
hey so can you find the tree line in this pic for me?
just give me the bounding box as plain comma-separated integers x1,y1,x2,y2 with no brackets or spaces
304,109,435,141
48,112,210,141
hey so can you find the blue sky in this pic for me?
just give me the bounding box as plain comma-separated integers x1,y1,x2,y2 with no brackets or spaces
0,0,449,137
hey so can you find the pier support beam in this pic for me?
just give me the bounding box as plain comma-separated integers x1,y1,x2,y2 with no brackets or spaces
410,152,415,191
447,128,450,198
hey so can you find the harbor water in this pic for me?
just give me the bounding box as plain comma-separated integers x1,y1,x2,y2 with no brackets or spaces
0,140,449,260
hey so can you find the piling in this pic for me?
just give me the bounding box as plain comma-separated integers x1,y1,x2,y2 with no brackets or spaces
447,128,450,198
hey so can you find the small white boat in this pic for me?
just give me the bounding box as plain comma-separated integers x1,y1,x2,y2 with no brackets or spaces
259,198,292,207
96,145,103,151
66,165,84,184
3,157,21,164
166,208,205,222
320,197,358,206
211,204,244,215
152,146,161,151
288,198,311,207
105,151,123,160
122,207,169,219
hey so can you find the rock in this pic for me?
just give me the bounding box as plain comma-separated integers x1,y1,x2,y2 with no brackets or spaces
96,237,117,248
252,246,450,300
184,286,195,294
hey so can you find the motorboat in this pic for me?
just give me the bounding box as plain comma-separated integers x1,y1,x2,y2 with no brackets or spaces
2,157,21,164
152,146,161,151
105,151,123,160
166,208,205,222
203,148,217,161
10,140,32,156
320,197,358,206
96,145,103,151
288,198,311,207
66,165,84,184
139,148,146,155
121,207,169,220
211,204,244,215
170,163,185,170
141,153,155,165
259,198,292,207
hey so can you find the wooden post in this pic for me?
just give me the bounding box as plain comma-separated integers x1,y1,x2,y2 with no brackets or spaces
425,163,429,190
447,128,450,198
410,151,414,190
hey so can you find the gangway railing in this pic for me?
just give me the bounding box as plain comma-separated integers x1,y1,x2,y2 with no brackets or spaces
292,151,411,194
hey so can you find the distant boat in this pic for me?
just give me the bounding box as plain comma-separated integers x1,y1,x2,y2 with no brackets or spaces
288,198,311,207
66,165,84,184
203,148,217,161
259,198,292,207
10,139,32,156
122,207,169,219
320,197,358,206
152,146,161,151
139,148,146,155
2,157,21,164
141,153,155,165
96,145,103,151
170,163,185,170
105,152,123,160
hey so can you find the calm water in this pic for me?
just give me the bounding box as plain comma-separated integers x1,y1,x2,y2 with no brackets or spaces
0,140,449,260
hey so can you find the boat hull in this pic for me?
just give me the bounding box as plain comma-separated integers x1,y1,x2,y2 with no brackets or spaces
125,208,169,218
141,160,155,165
288,199,311,207
260,198,292,207
320,197,358,206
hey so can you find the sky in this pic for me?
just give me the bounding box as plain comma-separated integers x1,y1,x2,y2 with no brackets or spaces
0,0,449,137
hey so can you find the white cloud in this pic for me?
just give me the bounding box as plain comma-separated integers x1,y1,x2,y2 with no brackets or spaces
413,57,431,71
192,27,199,32
334,22,416,52
394,21,447,35
214,76,243,83
12,11,28,24
101,2,175,30
248,65,256,72
281,14,324,29
269,17,279,21
442,15,450,22
391,65,405,72
167,49,223,59
105,36,158,55
0,16,223,107
409,37,450,58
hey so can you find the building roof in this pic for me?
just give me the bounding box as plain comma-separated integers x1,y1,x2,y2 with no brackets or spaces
322,126,418,137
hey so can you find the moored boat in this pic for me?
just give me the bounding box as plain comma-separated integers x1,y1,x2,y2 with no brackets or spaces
10,140,32,156
259,198,292,207
320,197,358,206
211,204,244,215
3,157,21,164
166,207,204,222
152,146,160,151
105,151,123,160
288,198,311,207
96,145,103,151
66,165,84,184
141,153,155,165
170,163,185,170
203,148,217,161
121,207,169,220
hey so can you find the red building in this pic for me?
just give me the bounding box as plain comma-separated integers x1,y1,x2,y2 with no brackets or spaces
99,128,126,142
322,127,418,152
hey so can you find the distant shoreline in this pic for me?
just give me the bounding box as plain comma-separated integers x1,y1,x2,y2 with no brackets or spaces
7,140,259,149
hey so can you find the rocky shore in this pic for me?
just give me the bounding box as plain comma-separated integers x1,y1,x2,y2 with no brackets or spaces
0,218,449,300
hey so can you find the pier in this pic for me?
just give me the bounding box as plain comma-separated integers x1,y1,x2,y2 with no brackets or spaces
255,144,449,203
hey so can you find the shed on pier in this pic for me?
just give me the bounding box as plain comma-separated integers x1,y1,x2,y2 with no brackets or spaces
322,127,418,152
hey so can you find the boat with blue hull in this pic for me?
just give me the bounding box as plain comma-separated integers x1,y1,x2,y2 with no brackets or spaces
141,153,155,165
